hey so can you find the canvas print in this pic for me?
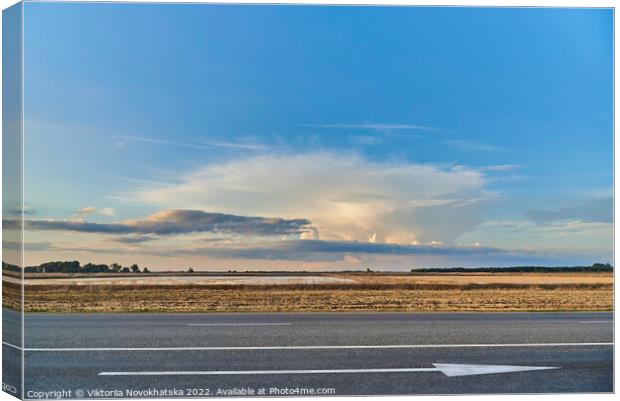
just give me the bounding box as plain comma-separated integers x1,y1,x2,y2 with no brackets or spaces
2,2,614,399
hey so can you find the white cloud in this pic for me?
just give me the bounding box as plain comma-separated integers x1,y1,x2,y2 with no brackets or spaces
298,123,435,130
74,206,115,219
481,164,523,172
77,207,96,216
122,152,493,245
444,139,505,152
99,208,116,217
123,136,266,151
350,135,381,145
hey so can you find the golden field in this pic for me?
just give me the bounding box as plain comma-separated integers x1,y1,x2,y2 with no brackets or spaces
2,272,613,313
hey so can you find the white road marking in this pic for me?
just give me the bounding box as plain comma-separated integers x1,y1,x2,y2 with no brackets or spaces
187,323,291,326
433,363,558,377
98,363,559,377
578,321,612,324
1,341,22,351
4,341,612,352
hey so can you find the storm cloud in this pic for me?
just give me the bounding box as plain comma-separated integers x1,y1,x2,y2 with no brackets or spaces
122,152,493,244
187,240,514,262
3,209,314,237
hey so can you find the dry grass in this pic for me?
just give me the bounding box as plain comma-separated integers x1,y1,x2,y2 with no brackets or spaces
343,273,613,285
2,273,613,313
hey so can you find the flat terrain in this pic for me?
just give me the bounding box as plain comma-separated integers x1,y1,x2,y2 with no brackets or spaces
2,272,613,313
2,310,613,397
6,275,357,286
4,271,613,285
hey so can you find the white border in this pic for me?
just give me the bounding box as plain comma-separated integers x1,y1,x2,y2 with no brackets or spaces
0,2,616,401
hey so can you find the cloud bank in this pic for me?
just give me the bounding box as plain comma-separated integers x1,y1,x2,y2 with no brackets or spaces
121,152,495,245
4,209,314,237
187,240,513,262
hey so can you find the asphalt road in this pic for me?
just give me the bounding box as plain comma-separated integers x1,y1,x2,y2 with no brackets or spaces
2,310,614,398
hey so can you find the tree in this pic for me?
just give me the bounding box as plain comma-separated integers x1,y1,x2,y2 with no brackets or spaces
2,262,20,272
142,267,150,273
130,264,140,273
82,263,110,273
591,263,613,272
121,267,130,273
110,263,122,272
36,261,80,273
187,267,194,273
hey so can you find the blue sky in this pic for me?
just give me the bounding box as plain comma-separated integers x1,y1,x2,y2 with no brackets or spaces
11,3,613,270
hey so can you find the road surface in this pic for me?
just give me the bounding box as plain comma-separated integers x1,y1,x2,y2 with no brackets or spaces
2,310,614,398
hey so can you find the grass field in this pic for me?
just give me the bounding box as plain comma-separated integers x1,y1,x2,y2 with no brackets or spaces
3,272,613,313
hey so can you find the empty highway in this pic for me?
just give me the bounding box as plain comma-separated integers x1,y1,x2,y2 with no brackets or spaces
2,310,613,398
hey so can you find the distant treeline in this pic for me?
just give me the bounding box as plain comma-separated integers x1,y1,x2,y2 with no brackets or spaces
2,261,150,274
411,263,613,273
2,262,20,272
2,261,613,274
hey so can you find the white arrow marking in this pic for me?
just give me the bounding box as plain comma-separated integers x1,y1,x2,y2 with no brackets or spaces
187,323,292,327
99,363,558,377
432,363,558,377
578,321,611,324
